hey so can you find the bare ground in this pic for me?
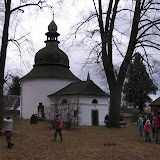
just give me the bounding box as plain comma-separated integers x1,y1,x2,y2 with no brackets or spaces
0,118,159,160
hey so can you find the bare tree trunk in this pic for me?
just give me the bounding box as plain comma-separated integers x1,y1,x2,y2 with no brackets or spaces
0,0,11,133
105,0,141,128
74,0,159,128
109,84,122,128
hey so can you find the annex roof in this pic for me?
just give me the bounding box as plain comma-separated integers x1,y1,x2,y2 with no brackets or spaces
3,95,20,110
149,97,160,106
48,80,108,97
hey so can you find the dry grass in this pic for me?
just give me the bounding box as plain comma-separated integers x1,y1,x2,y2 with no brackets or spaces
0,118,159,160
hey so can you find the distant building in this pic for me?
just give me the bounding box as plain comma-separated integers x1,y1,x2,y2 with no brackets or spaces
20,18,109,126
3,95,20,111
149,97,160,115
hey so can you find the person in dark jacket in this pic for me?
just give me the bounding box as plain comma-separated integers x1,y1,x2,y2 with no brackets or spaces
152,116,155,141
154,112,160,143
52,114,63,141
104,114,109,127
3,115,14,148
143,114,148,127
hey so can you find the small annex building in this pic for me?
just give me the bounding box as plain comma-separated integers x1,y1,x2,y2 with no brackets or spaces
20,18,109,126
3,95,20,111
149,97,160,116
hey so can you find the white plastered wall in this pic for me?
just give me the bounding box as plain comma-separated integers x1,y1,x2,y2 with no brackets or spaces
78,96,109,126
20,78,76,119
48,95,109,126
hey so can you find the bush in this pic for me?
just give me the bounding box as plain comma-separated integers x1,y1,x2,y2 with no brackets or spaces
50,119,56,129
63,120,72,130
120,114,124,121
131,114,139,122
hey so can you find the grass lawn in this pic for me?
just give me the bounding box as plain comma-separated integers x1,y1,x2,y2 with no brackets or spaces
0,118,159,160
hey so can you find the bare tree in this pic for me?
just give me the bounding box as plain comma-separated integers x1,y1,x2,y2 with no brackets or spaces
46,97,78,130
71,0,160,127
0,0,53,133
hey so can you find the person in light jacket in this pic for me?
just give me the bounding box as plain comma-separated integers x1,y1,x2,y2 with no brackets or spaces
137,114,143,137
3,115,14,148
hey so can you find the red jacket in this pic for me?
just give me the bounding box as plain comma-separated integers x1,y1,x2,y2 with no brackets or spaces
56,118,62,129
143,123,151,133
154,115,160,129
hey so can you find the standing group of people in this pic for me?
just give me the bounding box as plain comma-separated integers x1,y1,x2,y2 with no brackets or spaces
137,112,160,143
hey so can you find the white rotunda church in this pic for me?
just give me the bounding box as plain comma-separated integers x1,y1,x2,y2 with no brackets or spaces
20,18,109,126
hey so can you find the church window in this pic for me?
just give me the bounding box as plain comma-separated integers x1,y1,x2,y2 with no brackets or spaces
92,99,98,104
74,110,78,118
61,99,67,104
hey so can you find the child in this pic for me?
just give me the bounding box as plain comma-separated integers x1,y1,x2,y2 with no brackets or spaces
52,114,63,141
3,115,14,148
143,120,151,142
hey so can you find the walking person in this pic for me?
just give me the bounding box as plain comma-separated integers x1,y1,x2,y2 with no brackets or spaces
52,114,63,142
104,114,109,127
3,115,14,148
143,120,151,141
137,114,143,137
152,116,155,141
154,112,160,143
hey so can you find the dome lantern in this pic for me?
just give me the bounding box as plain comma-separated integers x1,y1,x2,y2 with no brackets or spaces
45,14,60,45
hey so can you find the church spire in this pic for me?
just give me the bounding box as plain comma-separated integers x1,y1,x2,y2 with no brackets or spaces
45,14,60,45
87,72,91,81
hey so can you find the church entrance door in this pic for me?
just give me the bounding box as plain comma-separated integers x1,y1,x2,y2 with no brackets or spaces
92,110,99,126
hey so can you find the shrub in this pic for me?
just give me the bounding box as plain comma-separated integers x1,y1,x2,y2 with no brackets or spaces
120,114,124,121
50,119,56,129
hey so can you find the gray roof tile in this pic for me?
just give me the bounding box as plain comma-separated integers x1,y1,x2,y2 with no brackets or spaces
21,65,80,81
149,97,160,106
48,80,108,97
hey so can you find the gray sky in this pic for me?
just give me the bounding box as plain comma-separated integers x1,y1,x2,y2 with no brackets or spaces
5,1,92,79
3,0,160,100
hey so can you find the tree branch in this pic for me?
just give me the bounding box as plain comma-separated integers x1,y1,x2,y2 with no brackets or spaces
10,0,47,13
98,0,104,35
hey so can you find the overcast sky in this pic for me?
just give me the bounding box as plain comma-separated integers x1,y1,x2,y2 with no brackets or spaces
3,0,160,100
5,1,93,78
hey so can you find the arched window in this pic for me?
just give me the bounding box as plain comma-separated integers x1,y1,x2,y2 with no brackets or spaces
92,99,98,104
61,99,67,104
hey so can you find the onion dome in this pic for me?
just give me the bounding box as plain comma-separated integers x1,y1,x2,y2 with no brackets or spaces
35,45,69,67
21,18,79,81
34,18,69,68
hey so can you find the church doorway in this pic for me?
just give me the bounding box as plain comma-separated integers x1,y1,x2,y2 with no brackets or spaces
92,110,99,126
38,103,44,119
